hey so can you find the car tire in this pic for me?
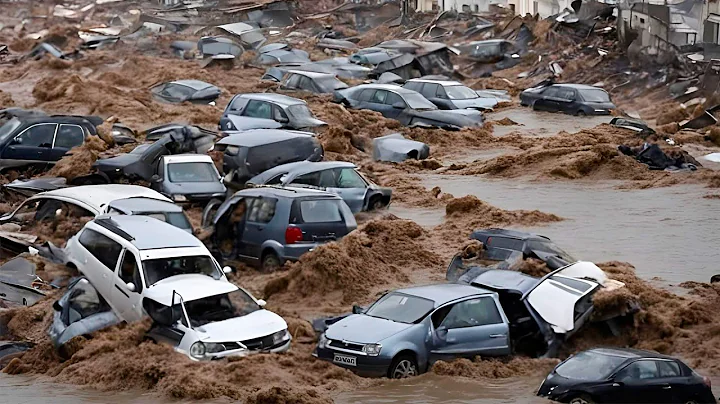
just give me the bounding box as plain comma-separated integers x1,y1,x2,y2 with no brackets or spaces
261,251,281,272
388,354,419,379
369,196,385,211
569,395,595,404
576,110,587,117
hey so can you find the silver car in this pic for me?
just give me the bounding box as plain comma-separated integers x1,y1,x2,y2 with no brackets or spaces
313,283,511,378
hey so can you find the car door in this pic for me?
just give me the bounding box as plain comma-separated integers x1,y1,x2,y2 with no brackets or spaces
242,100,274,121
368,90,392,117
1,123,57,168
429,296,511,362
323,167,367,213
76,228,123,302
607,360,671,403
533,87,558,111
49,124,85,162
239,197,278,262
383,92,407,120
110,249,145,322
556,88,577,114
355,89,376,109
420,83,439,101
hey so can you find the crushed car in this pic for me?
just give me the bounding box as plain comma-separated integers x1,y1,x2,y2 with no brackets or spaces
150,154,226,203
219,93,326,132
334,84,484,130
150,80,221,105
373,133,430,162
520,84,615,116
0,257,53,307
618,143,700,172
469,228,576,270
202,186,357,271
403,78,497,110
247,161,392,213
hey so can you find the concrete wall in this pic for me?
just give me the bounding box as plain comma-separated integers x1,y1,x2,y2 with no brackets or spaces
442,0,507,12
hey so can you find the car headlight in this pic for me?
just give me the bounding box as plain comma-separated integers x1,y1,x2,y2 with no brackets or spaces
317,333,329,349
363,343,382,356
173,194,187,202
594,109,606,112
272,329,291,345
205,342,226,354
189,341,205,359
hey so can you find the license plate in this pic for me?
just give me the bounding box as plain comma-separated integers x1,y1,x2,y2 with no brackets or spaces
333,353,356,367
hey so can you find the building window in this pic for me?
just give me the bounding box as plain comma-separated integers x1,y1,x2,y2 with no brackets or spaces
462,4,470,11
640,18,645,23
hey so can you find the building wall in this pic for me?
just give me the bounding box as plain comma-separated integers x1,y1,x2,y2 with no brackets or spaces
416,0,435,12
441,0,507,12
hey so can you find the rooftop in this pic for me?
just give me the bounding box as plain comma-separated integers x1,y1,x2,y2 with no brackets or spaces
395,283,491,307
238,93,306,106
100,215,203,250
217,129,314,148
107,197,183,214
39,185,170,212
170,79,217,90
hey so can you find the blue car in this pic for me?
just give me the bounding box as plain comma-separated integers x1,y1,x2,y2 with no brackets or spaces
314,283,512,378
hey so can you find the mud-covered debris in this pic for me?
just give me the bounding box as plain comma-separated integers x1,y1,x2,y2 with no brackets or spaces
373,133,430,162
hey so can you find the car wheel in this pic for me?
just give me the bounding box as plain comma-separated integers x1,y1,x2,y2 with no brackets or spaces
261,252,281,272
388,354,418,379
369,196,385,211
710,275,720,283
569,395,595,404
576,110,587,117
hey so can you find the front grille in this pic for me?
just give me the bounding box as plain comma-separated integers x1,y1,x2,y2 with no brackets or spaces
240,334,277,351
329,339,364,352
222,342,242,350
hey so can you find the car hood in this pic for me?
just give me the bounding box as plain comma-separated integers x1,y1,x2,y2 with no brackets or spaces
94,153,142,169
196,309,287,342
451,98,498,110
164,180,226,195
293,116,326,129
412,109,483,127
325,314,413,344
144,274,233,306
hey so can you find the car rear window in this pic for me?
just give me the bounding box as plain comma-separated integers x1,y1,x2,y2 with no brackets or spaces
298,199,343,223
555,351,626,381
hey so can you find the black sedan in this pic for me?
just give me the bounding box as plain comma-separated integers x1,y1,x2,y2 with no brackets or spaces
520,84,615,116
333,84,483,130
537,348,715,404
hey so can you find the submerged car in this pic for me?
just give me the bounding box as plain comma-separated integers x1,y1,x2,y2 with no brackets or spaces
219,93,326,132
213,129,323,185
247,161,391,213
403,79,497,111
315,283,513,378
203,187,357,271
470,228,576,270
280,71,348,94
151,154,226,203
537,348,715,404
334,84,484,130
520,84,615,116
373,133,430,162
150,80,221,105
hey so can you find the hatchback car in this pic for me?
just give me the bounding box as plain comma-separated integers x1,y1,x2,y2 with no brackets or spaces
247,161,391,213
537,348,715,404
204,187,357,271
219,93,326,132
520,84,615,116
333,84,484,130
152,154,226,203
315,283,512,378
403,79,497,111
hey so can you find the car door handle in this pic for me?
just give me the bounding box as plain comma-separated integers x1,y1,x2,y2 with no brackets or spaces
489,334,506,338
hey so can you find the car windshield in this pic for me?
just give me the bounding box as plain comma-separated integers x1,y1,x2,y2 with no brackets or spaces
403,92,437,110
445,85,478,100
288,104,313,119
555,351,627,381
201,41,241,56
141,212,192,230
156,84,195,100
142,255,222,286
167,162,218,183
184,289,260,327
365,292,435,324
299,199,343,223
0,118,21,143
581,89,611,103
526,240,576,261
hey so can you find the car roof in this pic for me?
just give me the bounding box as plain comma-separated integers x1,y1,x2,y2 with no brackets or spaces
394,283,492,306
170,80,216,90
551,83,606,91
9,115,93,126
238,93,306,106
217,129,314,147
353,84,416,94
287,70,338,79
162,153,214,164
587,348,678,360
470,269,538,294
249,161,356,183
471,228,550,241
100,215,203,250
234,185,341,199
407,78,464,87
107,197,183,214
36,185,170,212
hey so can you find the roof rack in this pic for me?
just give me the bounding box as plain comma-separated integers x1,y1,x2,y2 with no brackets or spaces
95,217,135,242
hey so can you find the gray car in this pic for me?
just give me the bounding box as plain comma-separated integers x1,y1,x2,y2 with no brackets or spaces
150,154,226,204
403,79,497,111
204,186,357,271
247,161,391,213
106,197,193,233
219,93,326,132
314,283,511,378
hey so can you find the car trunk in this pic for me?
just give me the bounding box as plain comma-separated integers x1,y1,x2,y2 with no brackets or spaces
288,197,355,244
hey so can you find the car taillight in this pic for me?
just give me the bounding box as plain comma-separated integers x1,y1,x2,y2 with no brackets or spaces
285,226,303,244
703,376,712,388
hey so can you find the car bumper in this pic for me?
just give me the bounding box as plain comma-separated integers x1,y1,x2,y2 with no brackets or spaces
281,243,319,261
189,339,292,361
314,346,392,377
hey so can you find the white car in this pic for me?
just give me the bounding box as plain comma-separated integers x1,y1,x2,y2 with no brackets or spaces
144,275,291,360
65,215,231,322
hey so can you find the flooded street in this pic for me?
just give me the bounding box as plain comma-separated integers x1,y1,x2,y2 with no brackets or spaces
488,108,611,137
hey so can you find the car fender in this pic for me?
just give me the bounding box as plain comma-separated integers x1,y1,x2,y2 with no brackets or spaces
385,341,427,371
260,239,284,260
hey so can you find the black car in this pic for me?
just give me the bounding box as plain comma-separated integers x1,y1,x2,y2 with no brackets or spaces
333,84,484,130
280,71,348,94
538,348,715,404
520,84,615,116
0,115,96,172
470,228,576,270
150,79,221,105
219,93,326,132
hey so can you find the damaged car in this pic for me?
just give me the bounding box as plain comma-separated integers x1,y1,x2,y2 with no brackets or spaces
469,228,576,270
403,78,497,111
520,84,615,116
334,84,484,130
0,257,52,307
280,71,348,94
247,161,392,213
220,93,326,132
150,80,221,105
150,154,226,203
203,187,356,271
373,133,430,162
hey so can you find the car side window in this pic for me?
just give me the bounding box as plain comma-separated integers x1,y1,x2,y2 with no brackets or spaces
318,170,337,187
54,124,85,149
293,172,320,186
436,86,448,99
297,76,313,91
358,89,375,102
404,82,422,92
266,174,284,185
385,92,406,108
542,87,559,98
65,279,107,325
557,89,575,101
229,96,249,112
421,83,439,99
285,74,301,88
335,168,366,188
656,361,681,377
439,297,503,329
370,90,388,104
246,198,277,223
78,229,123,272
16,124,56,148
272,105,288,121
118,250,143,292
486,237,523,250
242,100,273,119
616,360,659,381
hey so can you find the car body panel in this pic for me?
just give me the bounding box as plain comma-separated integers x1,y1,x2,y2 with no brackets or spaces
372,133,430,162
520,84,615,115
220,93,326,132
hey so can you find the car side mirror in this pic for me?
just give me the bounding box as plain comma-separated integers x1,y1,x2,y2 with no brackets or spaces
436,326,448,338
151,174,162,183
257,299,267,307
392,102,405,109
126,282,136,292
222,266,232,274
352,305,364,314
277,116,289,124
12,137,22,145
53,300,62,311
